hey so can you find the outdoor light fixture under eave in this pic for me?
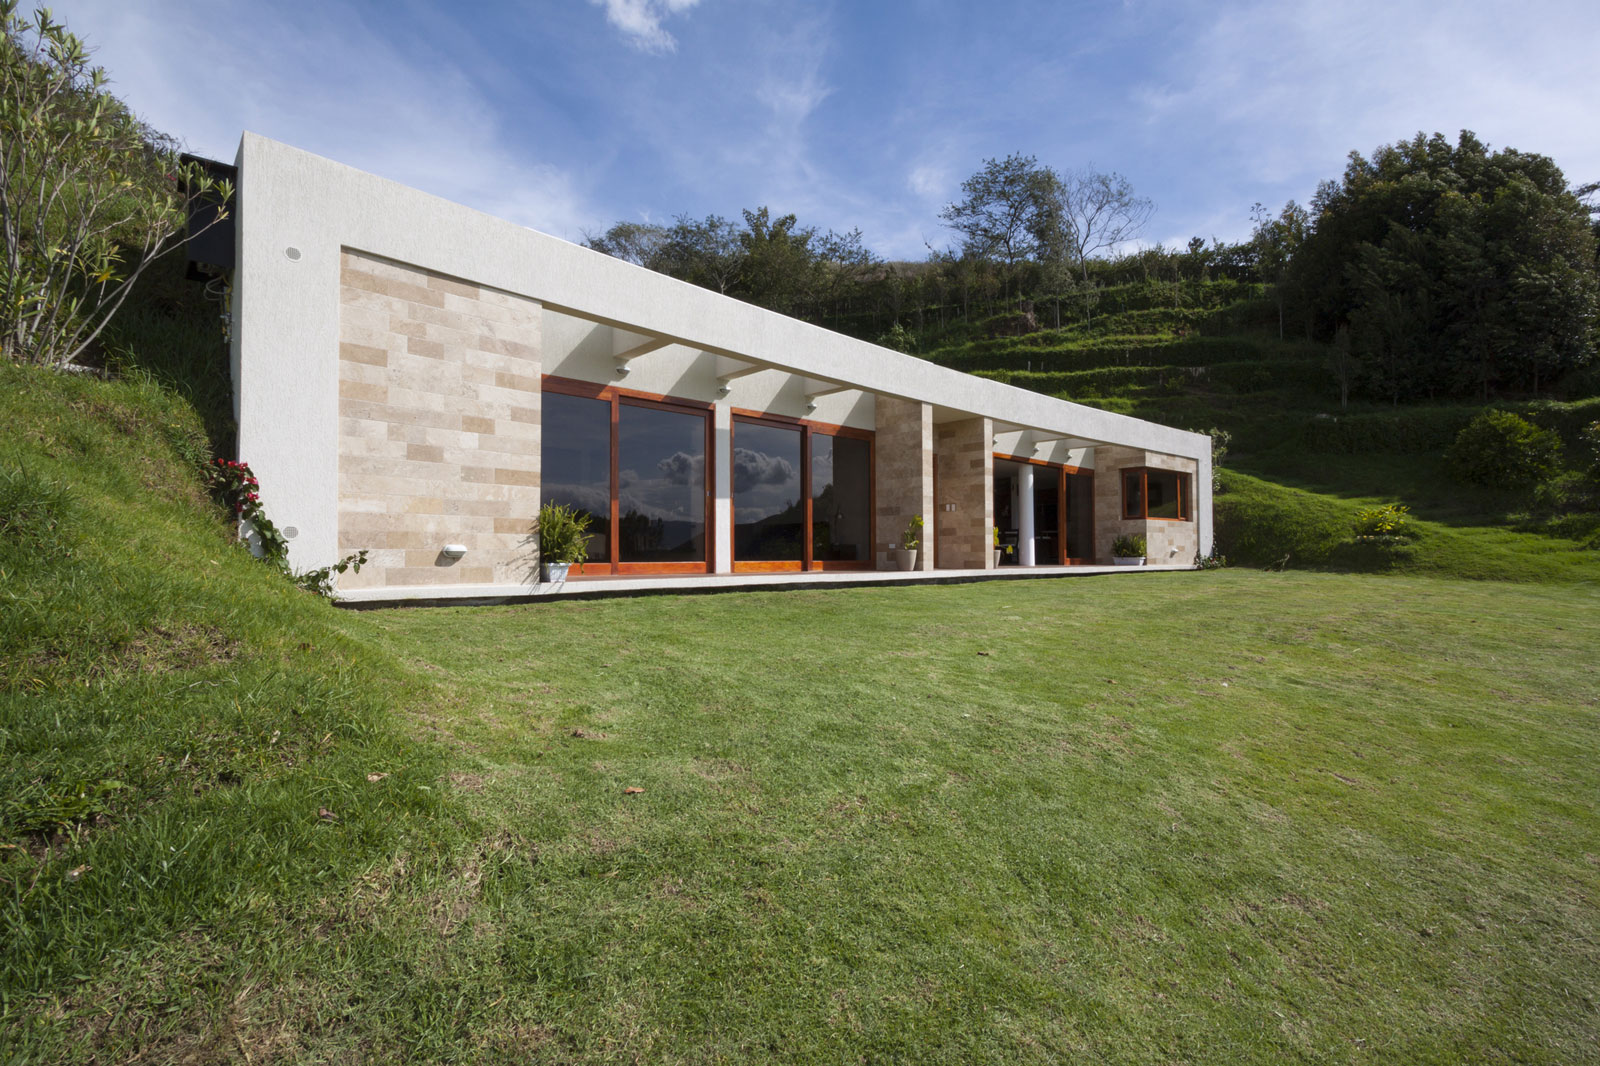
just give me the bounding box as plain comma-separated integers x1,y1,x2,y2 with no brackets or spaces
441,544,468,560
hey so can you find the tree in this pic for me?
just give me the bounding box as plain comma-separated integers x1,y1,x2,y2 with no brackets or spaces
583,220,667,267
0,2,230,368
1055,167,1155,285
657,213,743,294
939,154,1062,272
1286,131,1598,401
1250,200,1308,339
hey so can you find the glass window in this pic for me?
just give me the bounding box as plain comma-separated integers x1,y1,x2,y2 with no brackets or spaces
1123,468,1189,521
813,434,871,563
1065,471,1094,559
733,421,804,562
1147,469,1183,519
617,402,706,562
541,392,611,562
1123,471,1144,520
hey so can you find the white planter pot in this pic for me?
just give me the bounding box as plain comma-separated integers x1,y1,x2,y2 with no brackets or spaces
994,549,1003,567
888,548,918,572
541,561,572,584
1112,556,1146,566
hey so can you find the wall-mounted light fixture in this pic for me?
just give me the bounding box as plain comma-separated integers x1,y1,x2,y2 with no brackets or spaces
441,544,468,560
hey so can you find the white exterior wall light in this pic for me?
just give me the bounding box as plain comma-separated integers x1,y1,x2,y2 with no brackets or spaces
441,544,468,560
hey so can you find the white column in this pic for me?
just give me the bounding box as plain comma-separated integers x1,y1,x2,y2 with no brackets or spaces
713,403,732,572
1018,463,1036,566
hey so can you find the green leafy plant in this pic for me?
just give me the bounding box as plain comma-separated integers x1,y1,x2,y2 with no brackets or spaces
294,550,370,597
1195,550,1228,569
1445,410,1563,489
207,458,287,563
901,514,923,551
1112,533,1146,558
0,3,232,367
1581,420,1600,488
205,457,366,596
536,501,593,567
1352,502,1415,543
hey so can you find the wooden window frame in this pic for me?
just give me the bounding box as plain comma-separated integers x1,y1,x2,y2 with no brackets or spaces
993,453,1096,565
1121,466,1191,522
732,410,876,573
542,374,715,576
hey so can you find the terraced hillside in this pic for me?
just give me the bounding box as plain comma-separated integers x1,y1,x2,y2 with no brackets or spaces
914,280,1600,581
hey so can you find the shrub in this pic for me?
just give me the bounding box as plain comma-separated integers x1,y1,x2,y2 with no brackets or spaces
1445,410,1563,488
536,501,593,566
1352,503,1414,542
1581,420,1600,486
1111,533,1146,558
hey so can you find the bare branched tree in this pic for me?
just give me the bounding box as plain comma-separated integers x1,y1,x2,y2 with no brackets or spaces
0,2,231,368
1056,168,1155,284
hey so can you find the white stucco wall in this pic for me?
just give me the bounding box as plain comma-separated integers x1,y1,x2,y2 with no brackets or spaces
230,132,1212,575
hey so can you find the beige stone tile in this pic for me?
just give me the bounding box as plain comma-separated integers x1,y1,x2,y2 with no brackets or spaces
406,443,444,464
339,379,388,404
406,336,449,360
340,341,388,367
339,285,404,318
494,467,538,487
426,274,481,300
475,335,540,360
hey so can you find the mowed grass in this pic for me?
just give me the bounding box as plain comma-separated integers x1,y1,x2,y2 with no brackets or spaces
5,362,1598,1062
294,571,1594,1064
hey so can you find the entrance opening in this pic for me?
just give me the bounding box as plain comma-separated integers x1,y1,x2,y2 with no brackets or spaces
993,457,1094,566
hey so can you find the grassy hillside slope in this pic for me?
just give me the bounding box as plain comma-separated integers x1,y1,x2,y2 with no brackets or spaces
913,280,1600,581
0,363,459,1059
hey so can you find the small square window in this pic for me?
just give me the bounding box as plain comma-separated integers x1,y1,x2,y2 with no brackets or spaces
1122,467,1190,521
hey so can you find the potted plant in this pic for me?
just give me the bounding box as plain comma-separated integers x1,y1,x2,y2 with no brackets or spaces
992,526,1016,567
889,514,922,571
536,501,592,583
1111,532,1147,566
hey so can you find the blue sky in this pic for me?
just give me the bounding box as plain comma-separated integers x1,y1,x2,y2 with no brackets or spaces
51,0,1600,260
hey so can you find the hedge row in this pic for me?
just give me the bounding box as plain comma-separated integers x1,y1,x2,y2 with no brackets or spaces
973,358,1329,398
937,335,1286,373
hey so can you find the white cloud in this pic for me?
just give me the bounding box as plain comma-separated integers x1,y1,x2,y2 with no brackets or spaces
907,162,949,202
1132,0,1600,240
588,0,702,54
48,0,601,241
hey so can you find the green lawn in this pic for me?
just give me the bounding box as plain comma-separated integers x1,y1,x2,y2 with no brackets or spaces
330,573,1599,1064
3,361,1598,1062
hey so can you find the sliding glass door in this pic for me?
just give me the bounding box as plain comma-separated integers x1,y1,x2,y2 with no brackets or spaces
618,402,708,565
732,420,804,569
733,415,874,572
541,379,712,575
812,433,871,566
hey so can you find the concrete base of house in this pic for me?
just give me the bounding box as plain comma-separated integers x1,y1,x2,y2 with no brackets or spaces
334,563,1199,609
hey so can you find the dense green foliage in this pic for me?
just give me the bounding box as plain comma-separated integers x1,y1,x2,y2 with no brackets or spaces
1445,409,1565,488
589,131,1599,410
1284,131,1598,401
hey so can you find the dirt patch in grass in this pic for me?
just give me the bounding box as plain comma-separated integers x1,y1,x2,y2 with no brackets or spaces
117,623,239,675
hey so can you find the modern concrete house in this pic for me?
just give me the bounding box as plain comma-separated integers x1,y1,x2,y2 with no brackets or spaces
227,134,1211,604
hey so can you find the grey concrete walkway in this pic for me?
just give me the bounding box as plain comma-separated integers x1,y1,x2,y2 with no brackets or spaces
335,563,1196,609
